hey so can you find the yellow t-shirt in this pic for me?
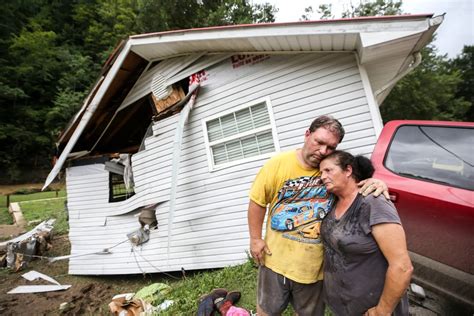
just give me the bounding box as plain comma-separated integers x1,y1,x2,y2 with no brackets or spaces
249,150,335,284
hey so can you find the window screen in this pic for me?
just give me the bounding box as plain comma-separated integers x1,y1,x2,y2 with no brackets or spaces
384,125,474,190
204,100,277,169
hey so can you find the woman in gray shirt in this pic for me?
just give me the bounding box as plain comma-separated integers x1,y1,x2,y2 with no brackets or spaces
319,151,413,316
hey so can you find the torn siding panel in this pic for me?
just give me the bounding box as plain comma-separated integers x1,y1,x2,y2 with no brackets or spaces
121,54,231,111
121,54,203,108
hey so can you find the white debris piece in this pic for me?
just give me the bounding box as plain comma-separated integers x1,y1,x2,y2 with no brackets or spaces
22,270,61,285
8,285,71,294
0,219,55,248
8,270,71,294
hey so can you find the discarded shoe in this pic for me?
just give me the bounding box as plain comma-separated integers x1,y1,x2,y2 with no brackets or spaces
215,291,241,315
197,288,228,316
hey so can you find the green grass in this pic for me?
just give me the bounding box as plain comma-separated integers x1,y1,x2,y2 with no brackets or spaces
19,198,68,234
0,206,13,225
163,260,258,315
0,190,66,227
161,259,287,315
157,259,332,315
0,189,66,206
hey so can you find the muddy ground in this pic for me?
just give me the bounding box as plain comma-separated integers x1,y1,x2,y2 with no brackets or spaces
0,234,170,316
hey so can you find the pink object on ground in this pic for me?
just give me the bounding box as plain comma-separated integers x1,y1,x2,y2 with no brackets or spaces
226,306,250,316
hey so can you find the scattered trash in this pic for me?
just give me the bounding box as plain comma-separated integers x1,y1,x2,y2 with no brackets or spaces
0,219,55,271
134,283,172,306
59,301,74,313
109,293,145,316
109,283,174,315
7,270,71,294
0,219,55,248
156,299,174,312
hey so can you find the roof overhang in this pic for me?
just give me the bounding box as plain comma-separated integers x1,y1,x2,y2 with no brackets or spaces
44,14,443,190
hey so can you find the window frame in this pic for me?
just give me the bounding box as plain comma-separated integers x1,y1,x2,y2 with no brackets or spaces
109,172,136,203
202,96,280,172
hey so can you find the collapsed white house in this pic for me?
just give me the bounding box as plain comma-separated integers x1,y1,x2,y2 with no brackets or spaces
43,14,443,275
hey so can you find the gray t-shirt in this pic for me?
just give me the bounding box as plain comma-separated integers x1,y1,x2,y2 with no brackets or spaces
320,194,409,316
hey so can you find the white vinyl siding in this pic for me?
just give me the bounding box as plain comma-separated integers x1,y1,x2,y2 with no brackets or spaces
65,53,380,275
203,99,278,170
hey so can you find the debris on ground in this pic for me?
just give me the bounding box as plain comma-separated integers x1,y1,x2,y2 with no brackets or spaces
7,270,71,294
197,288,250,316
8,203,26,228
109,293,144,316
109,283,174,315
0,219,55,271
134,282,171,305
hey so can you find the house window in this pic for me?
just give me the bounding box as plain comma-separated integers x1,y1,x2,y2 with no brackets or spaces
109,173,135,202
203,98,279,170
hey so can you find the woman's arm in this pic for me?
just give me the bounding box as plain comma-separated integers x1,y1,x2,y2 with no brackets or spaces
365,223,413,316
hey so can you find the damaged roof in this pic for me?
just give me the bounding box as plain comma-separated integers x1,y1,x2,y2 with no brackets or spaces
44,14,443,189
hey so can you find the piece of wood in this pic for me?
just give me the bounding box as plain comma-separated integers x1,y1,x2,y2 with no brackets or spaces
8,203,26,228
151,86,185,113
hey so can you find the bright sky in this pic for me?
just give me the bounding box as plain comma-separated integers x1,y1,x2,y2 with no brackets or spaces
253,0,473,58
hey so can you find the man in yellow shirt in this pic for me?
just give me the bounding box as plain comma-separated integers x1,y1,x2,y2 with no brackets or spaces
248,115,388,316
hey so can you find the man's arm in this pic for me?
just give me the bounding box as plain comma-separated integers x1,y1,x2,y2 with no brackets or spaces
358,178,390,199
364,223,413,316
248,200,271,265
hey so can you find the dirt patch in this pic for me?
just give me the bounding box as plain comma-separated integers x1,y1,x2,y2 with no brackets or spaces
0,225,25,240
0,280,113,315
0,234,172,315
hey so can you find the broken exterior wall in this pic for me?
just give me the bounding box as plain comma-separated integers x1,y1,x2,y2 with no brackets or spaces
65,53,380,275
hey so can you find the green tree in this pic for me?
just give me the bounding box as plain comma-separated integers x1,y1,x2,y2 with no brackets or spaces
304,0,401,20
381,46,470,121
0,0,278,183
137,0,276,33
341,0,402,18
449,45,474,121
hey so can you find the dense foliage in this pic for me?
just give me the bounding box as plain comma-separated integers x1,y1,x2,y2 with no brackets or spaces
0,0,471,183
0,0,277,182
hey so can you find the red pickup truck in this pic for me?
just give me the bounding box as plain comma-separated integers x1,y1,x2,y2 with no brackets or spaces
371,120,474,308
